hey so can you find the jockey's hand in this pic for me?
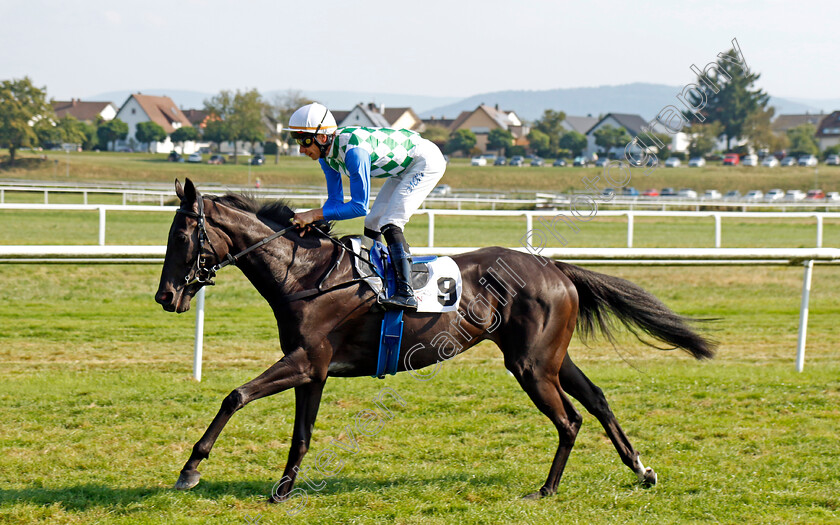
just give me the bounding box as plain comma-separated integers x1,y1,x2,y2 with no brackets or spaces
291,208,325,236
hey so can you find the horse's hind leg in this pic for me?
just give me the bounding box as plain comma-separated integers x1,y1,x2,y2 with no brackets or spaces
174,349,314,490
508,362,583,499
559,355,657,486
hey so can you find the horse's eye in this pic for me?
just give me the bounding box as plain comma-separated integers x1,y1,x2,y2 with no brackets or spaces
177,233,190,243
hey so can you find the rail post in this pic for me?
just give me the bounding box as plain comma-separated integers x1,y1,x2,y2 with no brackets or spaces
193,287,206,381
714,214,722,248
98,207,106,246
796,259,814,372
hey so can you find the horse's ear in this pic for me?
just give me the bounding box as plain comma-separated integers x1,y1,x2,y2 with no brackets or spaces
175,179,184,200
183,178,199,205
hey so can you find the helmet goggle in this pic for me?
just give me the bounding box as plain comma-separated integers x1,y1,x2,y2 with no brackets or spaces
291,108,329,147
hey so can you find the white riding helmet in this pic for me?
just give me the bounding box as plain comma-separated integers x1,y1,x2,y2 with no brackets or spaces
288,102,337,136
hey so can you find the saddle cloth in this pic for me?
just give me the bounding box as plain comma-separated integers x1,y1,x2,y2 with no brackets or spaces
348,237,462,313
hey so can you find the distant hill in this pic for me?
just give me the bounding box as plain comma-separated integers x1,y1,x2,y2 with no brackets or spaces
87,85,835,124
420,83,834,122
88,88,459,114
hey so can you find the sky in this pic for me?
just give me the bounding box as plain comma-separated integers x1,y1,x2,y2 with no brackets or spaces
2,0,839,103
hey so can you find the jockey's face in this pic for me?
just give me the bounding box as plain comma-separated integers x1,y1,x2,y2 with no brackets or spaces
299,134,328,161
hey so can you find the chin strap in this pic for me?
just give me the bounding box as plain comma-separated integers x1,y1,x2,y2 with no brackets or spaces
318,135,334,159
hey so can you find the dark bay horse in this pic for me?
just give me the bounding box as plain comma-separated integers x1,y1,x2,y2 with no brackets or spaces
155,178,715,502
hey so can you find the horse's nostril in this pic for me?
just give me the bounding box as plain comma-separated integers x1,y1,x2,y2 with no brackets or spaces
156,291,173,304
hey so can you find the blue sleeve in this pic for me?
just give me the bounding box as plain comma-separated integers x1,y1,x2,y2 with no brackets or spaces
321,148,370,221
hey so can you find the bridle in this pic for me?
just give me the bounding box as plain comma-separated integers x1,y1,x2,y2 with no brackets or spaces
175,196,296,287
174,196,380,302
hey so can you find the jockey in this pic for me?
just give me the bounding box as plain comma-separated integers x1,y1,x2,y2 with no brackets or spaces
288,102,447,311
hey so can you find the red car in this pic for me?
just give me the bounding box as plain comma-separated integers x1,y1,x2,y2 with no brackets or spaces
642,188,660,197
723,153,740,165
806,189,826,200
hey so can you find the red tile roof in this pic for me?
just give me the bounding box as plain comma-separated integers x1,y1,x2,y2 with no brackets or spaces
51,99,114,122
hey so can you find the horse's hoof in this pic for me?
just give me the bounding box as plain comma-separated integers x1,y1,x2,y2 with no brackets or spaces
174,469,201,490
522,487,553,500
641,467,657,487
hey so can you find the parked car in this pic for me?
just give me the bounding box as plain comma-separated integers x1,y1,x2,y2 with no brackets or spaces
783,190,806,201
825,154,840,166
509,155,524,167
250,153,265,165
594,158,609,167
641,188,660,197
780,156,797,167
744,190,763,200
430,184,452,197
761,156,780,168
764,188,785,201
621,187,639,196
703,189,722,199
826,191,840,202
552,158,567,167
660,187,677,197
678,188,698,199
688,157,706,167
723,153,740,165
741,154,759,166
187,153,202,163
724,190,741,200
481,153,497,162
494,157,507,166
168,151,183,162
601,188,615,198
208,154,226,165
573,156,588,167
806,189,826,200
470,157,487,166
530,157,544,167
664,157,681,168
798,154,818,167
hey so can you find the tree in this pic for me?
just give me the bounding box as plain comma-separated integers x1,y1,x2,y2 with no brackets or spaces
420,125,450,149
532,109,567,157
593,125,632,156
135,121,166,153
527,129,551,157
487,128,513,156
202,119,230,152
686,48,769,150
0,77,53,165
558,131,587,157
742,106,787,153
171,126,199,154
687,122,723,158
97,119,128,151
786,123,819,156
444,129,476,156
205,88,269,163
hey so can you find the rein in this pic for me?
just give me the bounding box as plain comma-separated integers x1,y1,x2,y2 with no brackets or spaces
175,198,374,303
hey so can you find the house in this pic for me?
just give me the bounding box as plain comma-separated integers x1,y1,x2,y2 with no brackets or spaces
51,99,117,123
771,113,826,136
560,115,598,135
584,112,688,158
815,111,840,151
335,103,424,131
449,104,527,153
114,94,195,153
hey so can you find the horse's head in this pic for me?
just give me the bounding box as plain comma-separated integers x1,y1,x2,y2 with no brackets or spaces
155,178,227,313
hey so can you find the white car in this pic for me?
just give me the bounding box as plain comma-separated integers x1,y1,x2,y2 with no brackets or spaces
678,188,697,199
724,190,741,200
470,157,487,166
187,153,203,163
688,157,706,167
430,184,452,197
798,155,818,167
664,157,681,168
784,190,806,201
744,190,763,200
741,154,758,166
703,190,722,199
764,188,785,201
761,156,779,168
826,191,840,202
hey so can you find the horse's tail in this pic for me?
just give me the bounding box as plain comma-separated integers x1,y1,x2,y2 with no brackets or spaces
554,261,716,360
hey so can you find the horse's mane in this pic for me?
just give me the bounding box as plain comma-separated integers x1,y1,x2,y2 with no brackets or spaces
208,193,336,238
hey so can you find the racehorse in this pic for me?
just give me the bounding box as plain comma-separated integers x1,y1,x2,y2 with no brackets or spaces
155,178,715,502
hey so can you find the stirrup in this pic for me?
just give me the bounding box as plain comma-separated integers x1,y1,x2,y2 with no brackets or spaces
378,293,418,311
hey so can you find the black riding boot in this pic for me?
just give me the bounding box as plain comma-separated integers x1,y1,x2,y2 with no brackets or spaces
380,241,418,310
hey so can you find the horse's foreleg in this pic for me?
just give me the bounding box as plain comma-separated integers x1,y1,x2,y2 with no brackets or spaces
174,349,313,490
559,356,657,486
268,381,326,503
